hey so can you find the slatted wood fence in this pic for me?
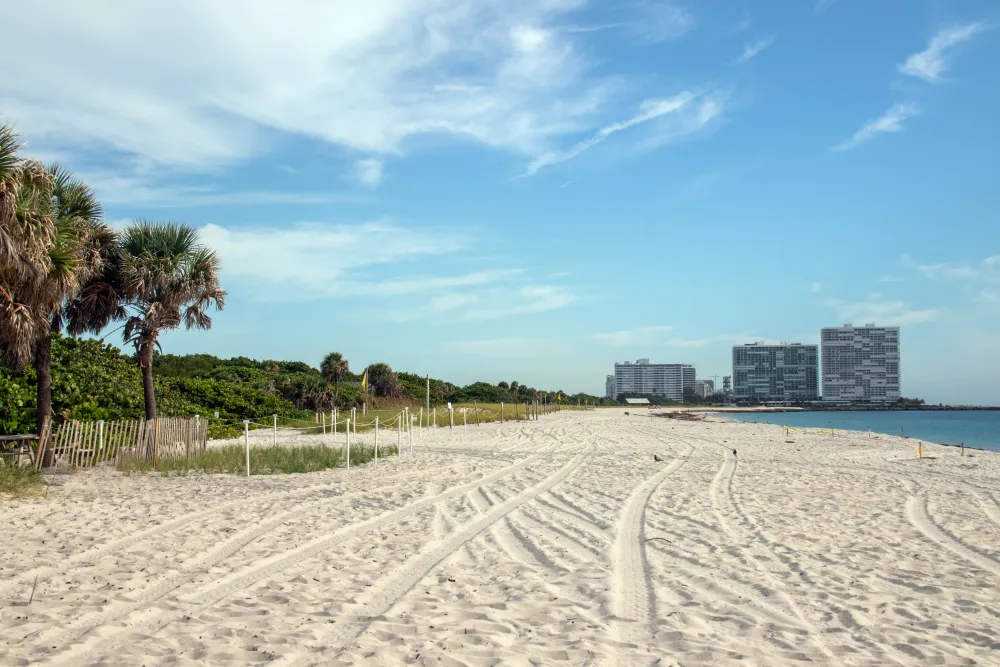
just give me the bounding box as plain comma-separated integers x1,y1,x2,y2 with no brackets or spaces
34,417,207,469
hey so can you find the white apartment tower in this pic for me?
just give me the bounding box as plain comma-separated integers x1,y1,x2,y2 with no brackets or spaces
733,343,819,403
605,374,616,400
821,324,900,404
614,359,696,403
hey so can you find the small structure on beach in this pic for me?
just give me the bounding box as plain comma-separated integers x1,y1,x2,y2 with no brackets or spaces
624,398,651,407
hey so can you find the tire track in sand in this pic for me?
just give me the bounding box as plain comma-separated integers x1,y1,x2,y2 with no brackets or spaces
610,441,694,633
708,446,838,663
32,440,561,666
283,447,594,665
905,493,1000,577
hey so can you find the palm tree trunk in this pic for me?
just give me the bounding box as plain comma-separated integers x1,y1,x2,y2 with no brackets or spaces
139,341,157,419
34,334,52,437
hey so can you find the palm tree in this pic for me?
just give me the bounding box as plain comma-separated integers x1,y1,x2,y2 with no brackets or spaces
320,352,349,403
509,380,520,395
71,220,225,419
1,126,110,437
364,362,401,398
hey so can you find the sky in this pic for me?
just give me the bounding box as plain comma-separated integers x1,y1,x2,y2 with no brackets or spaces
3,0,999,404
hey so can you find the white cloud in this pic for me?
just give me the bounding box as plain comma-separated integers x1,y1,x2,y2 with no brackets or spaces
899,23,987,83
353,158,384,187
0,0,699,171
917,261,978,280
809,281,823,293
824,297,939,326
525,91,725,174
198,220,478,299
390,284,575,322
832,103,919,151
878,274,903,283
592,325,675,347
733,37,775,64
815,0,840,12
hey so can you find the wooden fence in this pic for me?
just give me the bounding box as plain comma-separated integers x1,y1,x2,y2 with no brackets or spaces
34,417,207,469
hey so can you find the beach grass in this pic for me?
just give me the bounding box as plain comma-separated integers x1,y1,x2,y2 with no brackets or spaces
118,442,398,476
0,460,44,498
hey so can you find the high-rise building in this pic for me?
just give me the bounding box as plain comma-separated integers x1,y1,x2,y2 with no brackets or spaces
821,324,900,404
614,359,696,403
605,374,616,400
733,343,819,403
693,380,715,399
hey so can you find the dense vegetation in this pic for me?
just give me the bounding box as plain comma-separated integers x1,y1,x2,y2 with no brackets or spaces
0,335,612,437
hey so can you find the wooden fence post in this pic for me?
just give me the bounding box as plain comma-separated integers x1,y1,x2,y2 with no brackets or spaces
243,420,250,476
374,416,379,464
346,419,351,470
501,402,504,424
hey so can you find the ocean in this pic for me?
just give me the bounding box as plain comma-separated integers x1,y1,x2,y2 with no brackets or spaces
712,410,1000,453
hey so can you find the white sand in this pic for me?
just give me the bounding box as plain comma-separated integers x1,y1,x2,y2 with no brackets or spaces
2,410,999,666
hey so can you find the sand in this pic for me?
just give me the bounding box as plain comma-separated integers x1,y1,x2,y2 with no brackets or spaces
2,410,999,666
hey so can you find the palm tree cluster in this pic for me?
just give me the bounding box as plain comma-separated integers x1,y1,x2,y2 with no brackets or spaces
0,123,226,434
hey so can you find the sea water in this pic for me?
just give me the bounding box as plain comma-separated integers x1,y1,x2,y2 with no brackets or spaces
713,410,1000,453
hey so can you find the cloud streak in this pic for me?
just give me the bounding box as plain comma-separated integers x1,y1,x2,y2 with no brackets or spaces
832,103,919,151
525,91,725,174
733,37,775,64
353,158,384,187
899,22,987,82
824,297,939,326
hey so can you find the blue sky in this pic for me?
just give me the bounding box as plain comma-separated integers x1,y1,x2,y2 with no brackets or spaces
4,0,999,404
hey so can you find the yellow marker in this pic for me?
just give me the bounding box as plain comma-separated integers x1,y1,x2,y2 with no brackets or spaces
919,444,923,459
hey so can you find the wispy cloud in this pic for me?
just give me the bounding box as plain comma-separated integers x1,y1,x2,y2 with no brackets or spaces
64,170,372,207
912,255,1000,282
1,0,709,174
899,22,988,83
353,158,384,187
592,325,675,347
199,220,471,300
809,282,824,293
525,91,725,175
878,274,904,283
733,36,775,64
824,297,939,326
815,0,840,13
390,284,575,322
832,103,919,151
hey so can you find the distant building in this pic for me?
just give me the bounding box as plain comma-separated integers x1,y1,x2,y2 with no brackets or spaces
605,374,616,400
722,376,732,395
693,380,714,399
821,324,900,404
733,343,819,403
614,359,696,403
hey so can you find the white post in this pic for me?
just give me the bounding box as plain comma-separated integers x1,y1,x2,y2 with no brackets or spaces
346,419,351,470
244,420,250,477
98,420,105,452
363,402,367,416
419,408,423,435
397,413,402,456
333,408,337,435
463,409,467,432
353,412,357,435
433,407,437,428
375,416,379,464
321,410,326,435
501,401,504,424
409,415,413,455
450,406,454,433
273,414,277,446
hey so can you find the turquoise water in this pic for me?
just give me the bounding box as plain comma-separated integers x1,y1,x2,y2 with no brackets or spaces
712,410,1000,452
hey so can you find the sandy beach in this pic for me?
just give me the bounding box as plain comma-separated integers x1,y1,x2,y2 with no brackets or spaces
2,410,999,666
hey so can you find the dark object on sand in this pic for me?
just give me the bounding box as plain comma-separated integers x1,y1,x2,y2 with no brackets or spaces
732,449,737,457
654,454,663,462
624,411,629,416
